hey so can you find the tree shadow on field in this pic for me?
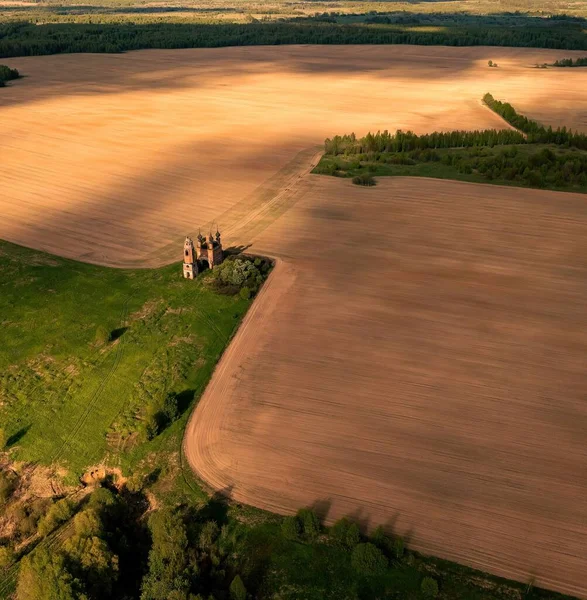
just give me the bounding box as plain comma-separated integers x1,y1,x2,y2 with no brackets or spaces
224,244,252,257
7,425,31,447
110,326,128,341
175,389,196,417
346,506,371,534
311,498,332,525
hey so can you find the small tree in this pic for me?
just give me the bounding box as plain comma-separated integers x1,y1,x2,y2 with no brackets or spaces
488,60,493,67
394,536,405,559
95,326,110,346
296,508,320,540
281,515,301,541
370,525,392,554
331,518,361,549
351,543,388,575
73,509,103,538
37,498,73,537
229,575,247,600
198,521,220,550
421,576,439,598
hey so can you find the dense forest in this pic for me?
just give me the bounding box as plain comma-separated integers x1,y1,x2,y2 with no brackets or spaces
316,95,587,193
1,15,587,58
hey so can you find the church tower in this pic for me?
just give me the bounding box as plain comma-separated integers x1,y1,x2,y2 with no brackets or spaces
183,236,197,279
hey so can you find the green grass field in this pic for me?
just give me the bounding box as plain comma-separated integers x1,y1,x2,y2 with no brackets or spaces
0,240,251,479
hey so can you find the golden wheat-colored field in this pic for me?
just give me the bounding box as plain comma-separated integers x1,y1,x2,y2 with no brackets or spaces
2,44,587,264
3,45,587,596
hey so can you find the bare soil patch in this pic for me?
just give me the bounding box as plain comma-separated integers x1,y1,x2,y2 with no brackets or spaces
186,176,587,598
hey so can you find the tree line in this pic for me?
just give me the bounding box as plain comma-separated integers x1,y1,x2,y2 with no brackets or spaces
323,95,587,159
552,57,587,66
324,128,526,155
483,93,587,149
3,18,587,58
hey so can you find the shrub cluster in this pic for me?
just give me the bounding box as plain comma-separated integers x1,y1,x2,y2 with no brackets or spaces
444,146,587,188
212,255,271,299
352,173,376,186
0,64,19,87
351,542,388,575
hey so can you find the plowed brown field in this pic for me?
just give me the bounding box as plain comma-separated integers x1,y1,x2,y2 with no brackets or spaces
3,45,587,597
2,45,587,264
186,176,587,598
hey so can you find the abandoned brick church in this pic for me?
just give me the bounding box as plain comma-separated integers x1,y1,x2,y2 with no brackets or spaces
183,231,224,279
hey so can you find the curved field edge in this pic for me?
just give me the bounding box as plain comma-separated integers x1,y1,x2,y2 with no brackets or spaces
183,175,587,599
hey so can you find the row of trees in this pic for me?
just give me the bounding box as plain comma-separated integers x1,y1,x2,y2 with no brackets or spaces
2,18,587,58
553,57,587,67
483,93,587,149
324,128,526,156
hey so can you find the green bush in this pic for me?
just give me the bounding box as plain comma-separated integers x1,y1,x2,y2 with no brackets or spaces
37,498,73,537
421,576,439,598
229,574,247,600
95,325,111,346
330,518,360,549
0,64,19,82
198,521,220,550
212,256,271,296
296,508,320,540
394,536,405,559
281,515,301,541
73,509,103,538
352,173,376,186
0,545,15,569
351,542,388,575
16,547,83,600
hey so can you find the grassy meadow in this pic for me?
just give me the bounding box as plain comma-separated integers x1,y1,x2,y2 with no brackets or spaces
0,240,251,479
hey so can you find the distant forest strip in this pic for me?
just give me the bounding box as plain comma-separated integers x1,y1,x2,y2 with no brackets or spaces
2,17,587,58
324,128,527,155
483,93,587,148
552,57,587,66
315,95,587,193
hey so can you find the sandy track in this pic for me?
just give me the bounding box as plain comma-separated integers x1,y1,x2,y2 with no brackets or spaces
186,176,587,598
2,45,587,265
